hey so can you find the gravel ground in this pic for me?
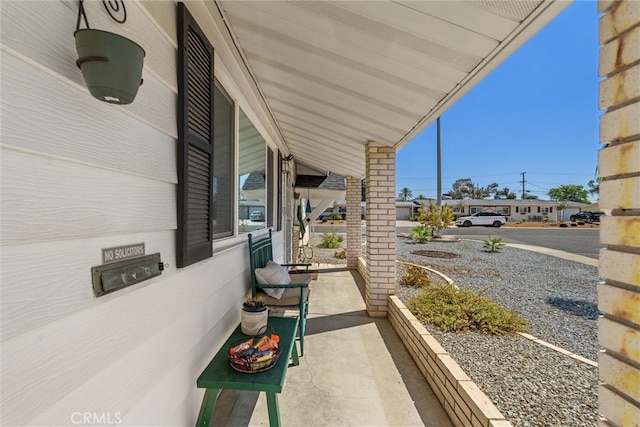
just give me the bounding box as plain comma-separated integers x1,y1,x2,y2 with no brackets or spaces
308,233,600,426
396,237,600,427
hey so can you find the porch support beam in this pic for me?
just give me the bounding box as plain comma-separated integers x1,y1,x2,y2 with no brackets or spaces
597,1,640,424
346,176,362,269
365,142,396,317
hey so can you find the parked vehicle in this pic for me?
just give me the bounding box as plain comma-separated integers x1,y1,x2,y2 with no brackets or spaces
455,212,506,228
318,212,346,221
569,211,603,223
249,211,264,221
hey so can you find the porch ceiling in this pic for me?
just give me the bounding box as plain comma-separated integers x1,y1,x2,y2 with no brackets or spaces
217,0,569,179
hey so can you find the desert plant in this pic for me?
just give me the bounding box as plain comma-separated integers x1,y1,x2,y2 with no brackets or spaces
400,266,431,287
483,235,505,253
243,296,266,310
415,202,454,237
407,284,529,335
410,225,432,242
319,231,344,249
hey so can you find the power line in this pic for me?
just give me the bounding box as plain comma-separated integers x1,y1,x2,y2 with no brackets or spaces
526,182,549,191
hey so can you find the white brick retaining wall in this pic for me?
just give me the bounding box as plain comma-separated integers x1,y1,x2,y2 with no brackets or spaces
388,296,511,427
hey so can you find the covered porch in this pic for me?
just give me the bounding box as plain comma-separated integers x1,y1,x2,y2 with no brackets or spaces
210,266,453,426
2,0,638,425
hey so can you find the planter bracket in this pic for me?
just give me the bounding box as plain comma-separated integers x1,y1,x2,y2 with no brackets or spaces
76,0,127,31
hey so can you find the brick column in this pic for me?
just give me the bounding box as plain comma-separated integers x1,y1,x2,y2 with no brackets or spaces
597,1,640,425
365,142,396,317
346,176,362,269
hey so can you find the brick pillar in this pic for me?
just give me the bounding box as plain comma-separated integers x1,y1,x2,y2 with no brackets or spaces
365,142,396,317
346,176,362,269
597,1,640,425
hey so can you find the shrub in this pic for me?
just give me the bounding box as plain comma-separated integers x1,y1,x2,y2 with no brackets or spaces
483,235,505,253
415,202,454,237
410,225,432,242
334,248,347,259
407,284,529,335
319,231,344,249
400,266,431,287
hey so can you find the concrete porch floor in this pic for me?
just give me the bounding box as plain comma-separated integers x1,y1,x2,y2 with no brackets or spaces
210,266,452,426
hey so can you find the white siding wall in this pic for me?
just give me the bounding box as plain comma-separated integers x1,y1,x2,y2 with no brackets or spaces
0,1,280,425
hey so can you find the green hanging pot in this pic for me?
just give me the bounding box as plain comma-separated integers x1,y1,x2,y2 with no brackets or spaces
75,29,145,105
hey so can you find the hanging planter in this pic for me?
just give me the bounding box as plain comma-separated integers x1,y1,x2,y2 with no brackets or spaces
74,0,145,105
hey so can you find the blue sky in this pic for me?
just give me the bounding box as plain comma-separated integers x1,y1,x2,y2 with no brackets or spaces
396,1,601,201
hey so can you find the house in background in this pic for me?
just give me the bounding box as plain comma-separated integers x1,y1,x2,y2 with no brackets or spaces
426,199,589,222
323,198,586,222
1,1,637,425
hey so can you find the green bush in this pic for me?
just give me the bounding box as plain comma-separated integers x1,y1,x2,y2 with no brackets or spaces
318,231,344,249
410,225,432,242
483,235,505,253
415,202,454,237
400,266,431,287
407,284,529,335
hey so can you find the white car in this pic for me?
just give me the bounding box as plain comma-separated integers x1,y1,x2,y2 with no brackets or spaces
455,212,506,228
249,211,264,221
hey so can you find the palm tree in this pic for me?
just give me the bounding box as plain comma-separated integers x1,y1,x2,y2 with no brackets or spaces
397,187,413,201
495,187,516,199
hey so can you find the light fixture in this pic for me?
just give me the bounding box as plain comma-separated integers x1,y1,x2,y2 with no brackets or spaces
281,153,293,174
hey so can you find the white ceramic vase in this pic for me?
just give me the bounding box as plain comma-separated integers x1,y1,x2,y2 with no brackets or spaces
241,306,268,335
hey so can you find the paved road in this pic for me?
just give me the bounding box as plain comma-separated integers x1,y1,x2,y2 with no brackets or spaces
310,223,602,259
398,226,603,259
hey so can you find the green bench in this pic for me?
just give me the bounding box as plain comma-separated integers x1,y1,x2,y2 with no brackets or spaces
248,230,312,356
196,316,300,427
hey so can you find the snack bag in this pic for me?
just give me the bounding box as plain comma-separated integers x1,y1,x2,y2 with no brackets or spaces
229,338,253,356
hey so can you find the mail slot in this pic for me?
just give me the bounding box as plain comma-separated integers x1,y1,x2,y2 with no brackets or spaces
92,253,163,297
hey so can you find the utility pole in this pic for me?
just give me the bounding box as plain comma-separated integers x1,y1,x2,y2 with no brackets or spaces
521,172,526,199
437,117,442,206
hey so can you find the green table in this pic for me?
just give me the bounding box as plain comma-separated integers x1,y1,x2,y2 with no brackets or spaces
196,316,300,427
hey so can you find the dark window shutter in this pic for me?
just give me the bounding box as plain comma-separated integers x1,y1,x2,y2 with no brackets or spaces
177,3,214,268
550,207,553,213
528,207,531,213
267,148,274,228
537,207,541,213
277,150,283,231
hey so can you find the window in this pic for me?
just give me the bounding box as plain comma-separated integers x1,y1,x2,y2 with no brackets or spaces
212,82,234,239
540,207,552,214
238,109,266,233
176,3,215,267
496,207,509,215
470,207,482,214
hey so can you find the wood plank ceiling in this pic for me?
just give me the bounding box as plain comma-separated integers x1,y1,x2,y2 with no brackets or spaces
218,0,570,179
